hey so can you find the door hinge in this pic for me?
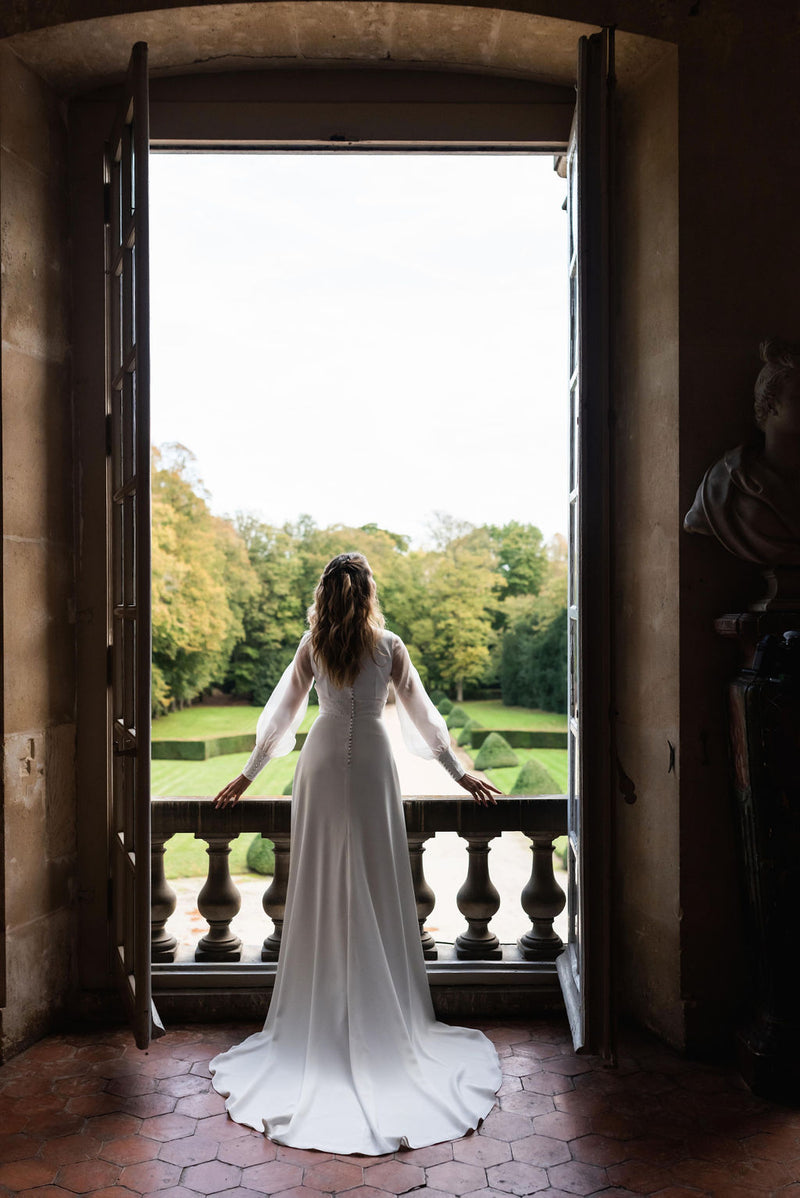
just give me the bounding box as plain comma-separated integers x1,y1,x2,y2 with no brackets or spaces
103,180,112,226
105,412,113,457
106,643,113,688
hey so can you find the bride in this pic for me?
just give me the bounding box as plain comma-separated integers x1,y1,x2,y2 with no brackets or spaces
208,551,503,1154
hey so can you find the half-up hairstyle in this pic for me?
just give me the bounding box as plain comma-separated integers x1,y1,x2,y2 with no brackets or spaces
754,337,800,429
308,553,385,688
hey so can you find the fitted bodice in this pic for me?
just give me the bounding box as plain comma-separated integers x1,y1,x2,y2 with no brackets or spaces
313,631,393,719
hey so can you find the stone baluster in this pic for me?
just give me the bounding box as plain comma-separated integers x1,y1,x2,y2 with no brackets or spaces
517,832,566,960
195,834,242,961
151,833,178,962
455,834,502,959
261,832,292,961
407,833,438,960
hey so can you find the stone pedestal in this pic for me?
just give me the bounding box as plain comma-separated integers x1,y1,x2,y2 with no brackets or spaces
716,613,800,1100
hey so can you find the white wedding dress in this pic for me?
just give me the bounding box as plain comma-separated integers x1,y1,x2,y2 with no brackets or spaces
208,629,502,1154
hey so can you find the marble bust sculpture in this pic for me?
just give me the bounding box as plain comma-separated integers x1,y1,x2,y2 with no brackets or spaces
684,339,800,568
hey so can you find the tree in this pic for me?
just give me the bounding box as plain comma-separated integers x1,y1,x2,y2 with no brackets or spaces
151,444,256,713
486,520,548,599
498,538,568,712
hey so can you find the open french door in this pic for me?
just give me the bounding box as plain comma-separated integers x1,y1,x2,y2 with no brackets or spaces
104,41,163,1048
556,28,615,1058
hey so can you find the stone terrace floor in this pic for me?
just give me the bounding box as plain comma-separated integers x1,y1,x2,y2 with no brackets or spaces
1,1018,800,1198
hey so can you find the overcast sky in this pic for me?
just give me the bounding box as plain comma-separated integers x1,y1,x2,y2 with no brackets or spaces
149,152,568,548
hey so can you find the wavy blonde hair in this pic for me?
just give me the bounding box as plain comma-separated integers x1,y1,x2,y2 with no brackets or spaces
308,553,385,688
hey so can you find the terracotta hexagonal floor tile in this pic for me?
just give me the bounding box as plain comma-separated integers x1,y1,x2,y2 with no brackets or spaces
40,1134,104,1166
269,1188,329,1198
568,1133,630,1167
106,1074,159,1098
124,1094,182,1120
743,1130,800,1161
65,1094,122,1118
159,1075,211,1099
276,1145,334,1166
0,1159,58,1190
241,1160,303,1192
15,1187,81,1198
453,1134,511,1168
141,1188,205,1198
395,1141,453,1166
138,1059,194,1081
607,1158,679,1193
509,1133,571,1167
546,1159,609,1194
502,1056,548,1079
531,1111,591,1141
340,1188,394,1198
140,1113,198,1142
195,1115,252,1144
99,1133,160,1166
216,1136,277,1167
424,1159,489,1194
303,1158,364,1191
210,1189,276,1198
54,1159,121,1193
84,1112,142,1141
158,1133,221,1168
117,1158,183,1192
175,1092,227,1120
521,1072,574,1097
485,1158,549,1194
182,1160,243,1193
500,1092,557,1119
478,1109,534,1143
363,1159,426,1193
0,1132,40,1162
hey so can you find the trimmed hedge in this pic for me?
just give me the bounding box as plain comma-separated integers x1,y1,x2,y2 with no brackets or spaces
246,835,275,876
458,718,481,747
437,697,453,716
152,731,308,761
473,732,519,770
510,758,560,796
446,705,469,729
468,728,568,750
282,779,293,796
430,690,448,706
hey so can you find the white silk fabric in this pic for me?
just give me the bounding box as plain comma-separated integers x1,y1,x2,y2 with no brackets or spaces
209,630,502,1153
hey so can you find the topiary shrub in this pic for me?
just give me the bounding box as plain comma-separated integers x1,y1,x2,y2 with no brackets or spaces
457,719,478,747
437,697,453,716
283,779,293,795
446,705,469,729
509,758,559,796
473,733,519,770
430,690,448,706
246,834,275,875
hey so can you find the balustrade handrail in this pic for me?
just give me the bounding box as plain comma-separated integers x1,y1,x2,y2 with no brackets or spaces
151,794,568,968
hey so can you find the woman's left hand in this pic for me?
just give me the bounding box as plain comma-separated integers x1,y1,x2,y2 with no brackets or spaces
213,774,252,809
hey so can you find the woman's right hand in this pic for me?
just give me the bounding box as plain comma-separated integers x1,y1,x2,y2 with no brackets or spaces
213,774,252,809
457,772,501,806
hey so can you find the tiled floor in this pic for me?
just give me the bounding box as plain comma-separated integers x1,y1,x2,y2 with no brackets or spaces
0,1018,799,1197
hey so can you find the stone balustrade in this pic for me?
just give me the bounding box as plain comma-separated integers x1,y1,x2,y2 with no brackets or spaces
151,795,567,967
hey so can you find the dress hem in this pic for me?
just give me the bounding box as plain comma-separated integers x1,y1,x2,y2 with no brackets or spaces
209,1064,501,1155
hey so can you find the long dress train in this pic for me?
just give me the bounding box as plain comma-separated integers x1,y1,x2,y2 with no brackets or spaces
208,629,502,1154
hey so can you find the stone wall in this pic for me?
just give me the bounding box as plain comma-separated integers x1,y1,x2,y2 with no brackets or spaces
0,43,77,1058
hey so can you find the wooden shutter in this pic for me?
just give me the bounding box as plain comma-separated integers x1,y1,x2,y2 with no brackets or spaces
556,28,615,1059
104,41,163,1049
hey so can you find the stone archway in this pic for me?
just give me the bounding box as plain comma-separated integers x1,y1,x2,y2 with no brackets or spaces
6,2,665,96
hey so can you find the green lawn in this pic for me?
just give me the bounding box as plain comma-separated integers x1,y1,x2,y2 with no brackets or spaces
459,701,567,732
151,751,299,798
483,748,568,795
164,831,264,878
152,704,318,740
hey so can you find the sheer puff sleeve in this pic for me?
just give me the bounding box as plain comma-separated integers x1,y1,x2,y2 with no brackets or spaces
241,633,315,782
390,634,465,782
